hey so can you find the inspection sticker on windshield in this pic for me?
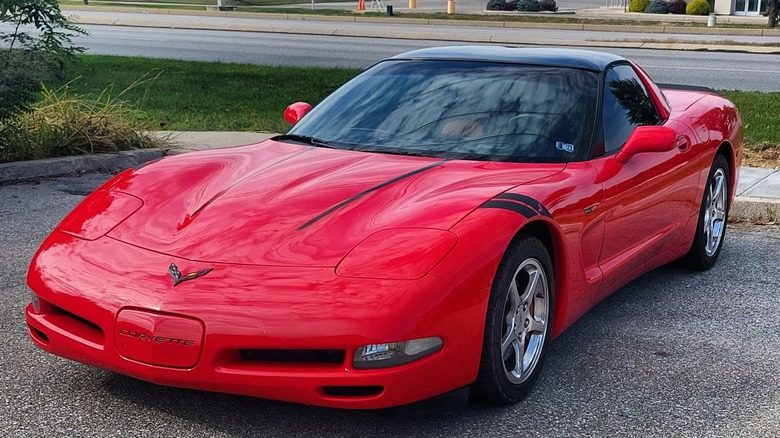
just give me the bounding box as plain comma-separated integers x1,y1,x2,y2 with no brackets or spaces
556,142,575,153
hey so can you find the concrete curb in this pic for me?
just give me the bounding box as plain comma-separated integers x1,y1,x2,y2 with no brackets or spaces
5,8,775,221
2,146,777,224
730,196,780,223
62,5,768,25
61,6,780,46
64,13,780,54
0,149,165,185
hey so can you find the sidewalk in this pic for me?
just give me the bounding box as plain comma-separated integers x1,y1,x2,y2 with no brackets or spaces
60,5,780,54
2,131,778,222
733,167,780,222
3,6,778,221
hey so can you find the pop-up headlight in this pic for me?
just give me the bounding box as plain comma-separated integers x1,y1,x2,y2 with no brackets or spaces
57,190,143,241
337,228,457,280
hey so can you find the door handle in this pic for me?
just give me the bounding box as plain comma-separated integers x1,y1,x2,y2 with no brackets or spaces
676,136,691,152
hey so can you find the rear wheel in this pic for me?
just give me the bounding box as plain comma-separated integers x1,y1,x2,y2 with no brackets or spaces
681,154,729,270
472,234,554,404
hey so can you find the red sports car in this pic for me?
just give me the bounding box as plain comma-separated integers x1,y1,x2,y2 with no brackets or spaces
26,47,743,409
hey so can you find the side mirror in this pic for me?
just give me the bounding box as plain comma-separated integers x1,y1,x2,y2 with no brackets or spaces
615,126,677,164
284,102,312,125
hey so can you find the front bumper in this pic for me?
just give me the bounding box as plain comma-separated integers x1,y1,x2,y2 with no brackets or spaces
26,231,485,409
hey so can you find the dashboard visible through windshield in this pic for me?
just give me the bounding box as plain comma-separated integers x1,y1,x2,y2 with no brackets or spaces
287,60,599,163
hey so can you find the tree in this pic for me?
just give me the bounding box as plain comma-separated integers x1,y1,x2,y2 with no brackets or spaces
0,0,86,122
768,0,779,28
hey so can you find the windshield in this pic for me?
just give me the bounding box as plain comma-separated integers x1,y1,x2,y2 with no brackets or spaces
288,60,598,162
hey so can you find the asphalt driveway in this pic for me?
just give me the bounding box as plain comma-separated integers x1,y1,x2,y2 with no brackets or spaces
1,173,778,437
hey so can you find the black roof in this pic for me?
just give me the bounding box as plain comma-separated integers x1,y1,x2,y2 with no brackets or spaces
391,46,626,72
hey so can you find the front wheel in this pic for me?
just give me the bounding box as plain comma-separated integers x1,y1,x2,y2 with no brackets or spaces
680,154,730,270
472,234,554,404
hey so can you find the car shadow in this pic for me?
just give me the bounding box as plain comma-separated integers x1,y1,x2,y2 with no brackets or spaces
100,243,761,436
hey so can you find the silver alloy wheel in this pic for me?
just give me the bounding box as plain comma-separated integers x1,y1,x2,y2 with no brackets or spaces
501,258,549,384
704,168,728,257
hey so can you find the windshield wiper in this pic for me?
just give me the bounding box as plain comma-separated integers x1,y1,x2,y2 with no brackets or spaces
274,134,334,149
382,149,430,158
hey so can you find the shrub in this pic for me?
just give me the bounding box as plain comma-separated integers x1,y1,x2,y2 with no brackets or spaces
628,0,650,12
486,0,519,10
644,0,669,13
516,0,540,12
0,75,167,163
0,51,57,123
668,0,687,14
539,0,557,11
486,0,505,10
0,0,86,123
686,0,709,15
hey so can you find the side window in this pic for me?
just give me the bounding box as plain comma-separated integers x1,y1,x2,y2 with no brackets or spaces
601,65,660,154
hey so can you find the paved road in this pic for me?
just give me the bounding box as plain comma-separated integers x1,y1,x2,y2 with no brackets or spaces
74,24,780,91
296,0,608,13
65,9,780,45
63,9,780,45
2,173,779,437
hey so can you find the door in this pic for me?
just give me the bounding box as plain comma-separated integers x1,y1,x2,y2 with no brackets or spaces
595,65,700,293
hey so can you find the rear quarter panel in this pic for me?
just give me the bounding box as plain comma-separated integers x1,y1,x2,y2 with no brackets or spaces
666,90,744,211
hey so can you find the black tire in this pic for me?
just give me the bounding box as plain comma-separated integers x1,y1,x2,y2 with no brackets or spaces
680,154,730,270
472,234,554,404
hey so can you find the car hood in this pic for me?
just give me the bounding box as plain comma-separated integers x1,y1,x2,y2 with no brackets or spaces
107,140,564,266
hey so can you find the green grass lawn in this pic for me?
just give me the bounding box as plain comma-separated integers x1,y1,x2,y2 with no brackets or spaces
721,90,780,146
60,55,779,146
60,56,360,134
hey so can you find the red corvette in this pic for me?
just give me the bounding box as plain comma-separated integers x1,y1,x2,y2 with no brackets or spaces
26,47,743,409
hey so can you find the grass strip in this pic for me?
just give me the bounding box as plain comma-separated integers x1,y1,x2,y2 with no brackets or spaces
61,55,360,134
721,90,780,146
59,55,780,146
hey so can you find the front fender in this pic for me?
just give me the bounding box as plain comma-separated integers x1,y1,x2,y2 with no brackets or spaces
431,205,572,340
